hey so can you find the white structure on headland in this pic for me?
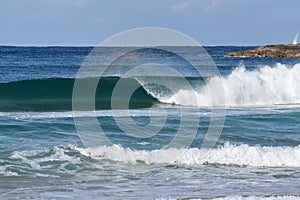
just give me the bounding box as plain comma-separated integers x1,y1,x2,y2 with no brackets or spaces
292,30,298,45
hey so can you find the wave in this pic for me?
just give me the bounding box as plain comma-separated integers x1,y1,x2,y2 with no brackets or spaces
164,63,300,107
1,63,300,111
77,143,300,167
3,143,299,176
0,77,158,111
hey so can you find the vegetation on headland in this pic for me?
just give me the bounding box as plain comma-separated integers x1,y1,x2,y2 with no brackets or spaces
226,44,300,58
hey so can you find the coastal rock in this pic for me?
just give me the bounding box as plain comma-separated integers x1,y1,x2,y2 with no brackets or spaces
225,44,300,58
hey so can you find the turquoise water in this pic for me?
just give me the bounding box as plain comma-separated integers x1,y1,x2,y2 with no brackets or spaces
0,46,300,199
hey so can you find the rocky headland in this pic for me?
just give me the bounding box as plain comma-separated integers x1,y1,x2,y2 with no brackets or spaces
225,44,300,58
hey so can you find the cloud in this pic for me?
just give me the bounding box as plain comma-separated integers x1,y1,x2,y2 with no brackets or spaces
205,0,218,12
171,0,198,12
171,0,218,12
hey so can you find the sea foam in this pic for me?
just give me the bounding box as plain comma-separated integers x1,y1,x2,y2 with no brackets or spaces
2,143,300,177
77,143,300,167
157,196,300,200
163,63,300,107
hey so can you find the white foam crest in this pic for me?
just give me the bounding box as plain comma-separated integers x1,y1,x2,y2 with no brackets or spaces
158,196,300,200
163,63,300,107
10,146,82,171
77,143,300,167
0,109,169,119
0,166,19,176
217,197,300,200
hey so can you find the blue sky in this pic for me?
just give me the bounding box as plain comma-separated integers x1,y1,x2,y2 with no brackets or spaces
1,0,299,46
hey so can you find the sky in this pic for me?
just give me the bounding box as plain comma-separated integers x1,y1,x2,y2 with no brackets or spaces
0,0,299,46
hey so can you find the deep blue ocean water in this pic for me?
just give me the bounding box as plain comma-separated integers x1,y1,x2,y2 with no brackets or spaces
0,46,300,199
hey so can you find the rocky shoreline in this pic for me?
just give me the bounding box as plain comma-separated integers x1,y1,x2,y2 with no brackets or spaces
225,44,300,58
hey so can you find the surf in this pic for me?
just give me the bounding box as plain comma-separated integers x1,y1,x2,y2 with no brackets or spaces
2,143,300,176
163,63,300,107
1,63,300,111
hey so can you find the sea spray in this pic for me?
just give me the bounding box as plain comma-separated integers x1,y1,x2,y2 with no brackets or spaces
163,63,300,106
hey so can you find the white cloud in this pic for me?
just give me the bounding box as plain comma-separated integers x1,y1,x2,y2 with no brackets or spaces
171,0,219,12
171,0,198,12
204,0,218,12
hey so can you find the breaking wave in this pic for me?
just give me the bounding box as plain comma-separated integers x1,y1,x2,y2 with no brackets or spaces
2,143,300,178
164,63,300,107
77,143,300,167
1,63,300,111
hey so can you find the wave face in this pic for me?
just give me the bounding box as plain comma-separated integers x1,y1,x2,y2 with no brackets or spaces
164,63,300,107
0,77,157,111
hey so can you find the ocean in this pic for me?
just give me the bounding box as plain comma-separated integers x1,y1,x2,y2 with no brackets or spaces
0,46,300,200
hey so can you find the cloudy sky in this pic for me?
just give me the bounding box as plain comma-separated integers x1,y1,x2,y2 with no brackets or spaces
1,0,299,46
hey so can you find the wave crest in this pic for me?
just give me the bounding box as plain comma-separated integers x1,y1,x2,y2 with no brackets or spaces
2,144,300,177
77,143,300,167
163,63,300,107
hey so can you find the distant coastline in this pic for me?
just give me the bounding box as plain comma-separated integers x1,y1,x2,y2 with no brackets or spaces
225,44,300,58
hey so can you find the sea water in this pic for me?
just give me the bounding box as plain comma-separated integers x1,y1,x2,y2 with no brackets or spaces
0,46,300,199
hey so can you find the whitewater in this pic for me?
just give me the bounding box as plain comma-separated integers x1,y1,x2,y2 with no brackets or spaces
164,63,300,107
